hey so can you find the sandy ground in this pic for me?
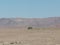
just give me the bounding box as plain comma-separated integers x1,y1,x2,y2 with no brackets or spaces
0,28,60,45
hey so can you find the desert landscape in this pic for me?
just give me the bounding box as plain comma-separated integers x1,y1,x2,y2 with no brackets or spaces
0,28,60,45
0,17,60,45
0,0,60,45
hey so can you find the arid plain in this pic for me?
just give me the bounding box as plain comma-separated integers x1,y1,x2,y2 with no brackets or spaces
0,28,60,45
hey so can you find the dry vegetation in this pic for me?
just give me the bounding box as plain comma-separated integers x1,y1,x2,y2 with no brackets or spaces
0,28,60,45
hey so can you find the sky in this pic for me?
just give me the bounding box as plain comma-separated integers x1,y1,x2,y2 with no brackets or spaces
0,0,60,18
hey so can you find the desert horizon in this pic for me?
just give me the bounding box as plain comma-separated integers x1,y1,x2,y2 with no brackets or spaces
0,0,60,45
0,17,60,45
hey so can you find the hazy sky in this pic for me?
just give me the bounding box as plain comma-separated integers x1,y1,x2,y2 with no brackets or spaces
0,0,60,18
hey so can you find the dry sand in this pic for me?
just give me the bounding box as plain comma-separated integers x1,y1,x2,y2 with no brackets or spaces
0,28,60,45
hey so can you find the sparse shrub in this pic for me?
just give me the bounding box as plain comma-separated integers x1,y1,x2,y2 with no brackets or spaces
28,27,32,30
10,42,14,44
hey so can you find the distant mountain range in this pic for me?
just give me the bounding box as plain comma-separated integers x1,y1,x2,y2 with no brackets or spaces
0,17,60,28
